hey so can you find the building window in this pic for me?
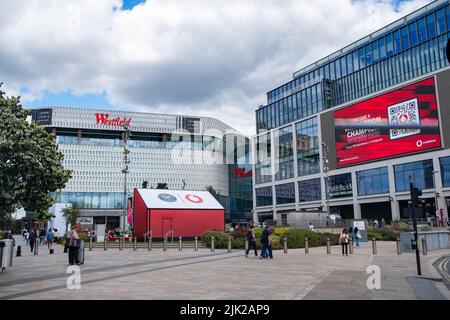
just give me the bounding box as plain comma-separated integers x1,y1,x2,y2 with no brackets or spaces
356,167,389,196
296,117,319,176
440,156,450,187
298,178,321,202
275,183,295,205
328,173,352,199
394,159,434,192
256,187,273,207
255,133,272,184
275,126,294,181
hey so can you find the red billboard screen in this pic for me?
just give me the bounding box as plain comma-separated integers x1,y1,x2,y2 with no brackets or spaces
334,77,441,167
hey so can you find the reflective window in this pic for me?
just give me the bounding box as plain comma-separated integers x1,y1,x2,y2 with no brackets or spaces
394,160,434,192
357,167,390,196
426,14,436,39
378,37,386,60
409,22,418,47
296,117,319,177
353,50,359,71
365,44,372,65
440,156,450,187
436,8,446,35
256,187,273,207
372,40,379,63
386,33,394,57
394,30,402,53
401,26,409,50
447,6,450,31
275,183,295,204
417,18,427,43
298,179,321,202
56,135,78,144
359,47,365,68
274,126,294,181
328,173,352,199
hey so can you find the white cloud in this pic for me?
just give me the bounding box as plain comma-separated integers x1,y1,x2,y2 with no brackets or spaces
0,0,432,136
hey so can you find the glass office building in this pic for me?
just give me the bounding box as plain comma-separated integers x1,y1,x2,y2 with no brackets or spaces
253,0,450,225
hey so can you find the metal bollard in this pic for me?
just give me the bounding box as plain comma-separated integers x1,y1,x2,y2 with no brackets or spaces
194,237,198,252
163,237,167,252
228,237,232,253
211,237,215,252
349,239,353,254
34,241,39,255
396,238,401,255
372,238,377,255
245,239,249,253
16,245,21,257
421,238,427,256
133,237,137,251
148,234,152,251
104,238,108,251
284,237,287,254
304,237,309,254
119,238,123,251
89,238,93,251
179,237,182,251
326,238,331,254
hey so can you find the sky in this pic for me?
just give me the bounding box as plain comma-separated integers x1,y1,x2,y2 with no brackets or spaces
0,0,433,136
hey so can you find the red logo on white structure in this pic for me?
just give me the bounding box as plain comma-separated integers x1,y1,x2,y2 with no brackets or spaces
185,195,204,203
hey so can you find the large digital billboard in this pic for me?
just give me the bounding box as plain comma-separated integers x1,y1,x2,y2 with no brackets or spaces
334,77,441,167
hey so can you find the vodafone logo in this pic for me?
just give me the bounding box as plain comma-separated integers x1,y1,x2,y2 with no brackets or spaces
398,113,409,124
416,140,423,147
185,194,204,204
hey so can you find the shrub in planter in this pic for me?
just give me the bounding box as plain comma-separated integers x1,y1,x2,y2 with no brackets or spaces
282,228,321,248
232,237,246,249
367,230,383,240
254,228,263,239
201,231,230,249
231,228,248,239
319,233,340,246
273,227,289,237
420,225,432,232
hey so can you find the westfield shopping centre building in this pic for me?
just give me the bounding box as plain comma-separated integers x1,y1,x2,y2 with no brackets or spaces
31,107,252,230
253,1,450,224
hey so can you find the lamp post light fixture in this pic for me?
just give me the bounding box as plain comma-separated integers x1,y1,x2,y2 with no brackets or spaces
121,124,131,231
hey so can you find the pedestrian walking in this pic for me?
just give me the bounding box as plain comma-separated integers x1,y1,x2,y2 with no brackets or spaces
67,226,80,266
340,228,349,256
260,226,271,259
22,228,27,240
47,228,54,249
39,229,46,246
245,226,261,259
373,219,379,229
29,229,37,252
53,229,60,243
354,227,361,248
308,222,314,232
381,218,386,228
348,226,354,243
24,230,30,246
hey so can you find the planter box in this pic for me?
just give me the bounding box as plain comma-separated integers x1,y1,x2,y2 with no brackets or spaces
400,231,449,252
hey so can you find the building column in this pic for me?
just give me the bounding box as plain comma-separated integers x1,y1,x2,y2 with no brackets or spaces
77,129,82,144
353,202,361,219
351,172,359,219
433,156,448,223
390,199,401,221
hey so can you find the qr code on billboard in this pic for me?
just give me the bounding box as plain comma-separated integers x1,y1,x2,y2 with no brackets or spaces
388,98,420,140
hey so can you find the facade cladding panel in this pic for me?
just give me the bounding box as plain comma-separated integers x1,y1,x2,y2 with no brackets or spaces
33,106,252,227
253,0,450,224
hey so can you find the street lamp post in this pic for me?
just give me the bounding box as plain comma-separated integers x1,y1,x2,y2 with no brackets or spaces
432,170,440,226
321,143,330,214
121,124,131,231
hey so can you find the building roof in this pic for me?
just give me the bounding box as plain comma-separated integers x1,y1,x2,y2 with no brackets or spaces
135,189,224,210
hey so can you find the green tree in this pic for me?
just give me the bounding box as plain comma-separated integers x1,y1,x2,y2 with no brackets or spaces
0,84,72,221
205,185,220,200
62,203,80,234
142,181,148,189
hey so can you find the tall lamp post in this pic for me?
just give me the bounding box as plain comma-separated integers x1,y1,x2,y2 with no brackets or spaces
321,142,330,214
432,170,440,226
121,124,131,231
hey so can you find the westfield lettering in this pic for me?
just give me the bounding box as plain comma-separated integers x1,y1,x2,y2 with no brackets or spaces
95,113,132,127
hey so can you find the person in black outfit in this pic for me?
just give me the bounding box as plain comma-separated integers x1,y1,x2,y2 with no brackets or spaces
245,226,262,259
29,229,37,252
260,226,273,259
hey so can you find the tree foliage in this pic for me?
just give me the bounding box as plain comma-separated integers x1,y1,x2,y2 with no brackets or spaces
62,203,80,233
156,182,168,189
205,185,220,200
0,84,72,221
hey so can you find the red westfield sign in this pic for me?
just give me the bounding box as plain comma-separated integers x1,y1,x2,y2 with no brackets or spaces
95,113,132,127
234,168,252,177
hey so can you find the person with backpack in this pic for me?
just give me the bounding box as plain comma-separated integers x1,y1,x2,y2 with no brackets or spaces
245,226,261,259
67,226,80,266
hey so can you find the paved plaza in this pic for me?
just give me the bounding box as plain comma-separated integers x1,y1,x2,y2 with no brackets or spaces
1,237,450,300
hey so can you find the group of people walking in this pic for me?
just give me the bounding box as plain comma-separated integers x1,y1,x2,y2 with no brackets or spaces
22,227,59,252
245,225,273,260
339,227,361,256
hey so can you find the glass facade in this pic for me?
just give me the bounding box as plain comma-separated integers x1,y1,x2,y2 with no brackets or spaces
255,132,272,184
274,126,294,181
275,183,295,204
440,156,450,187
356,167,390,196
328,173,352,199
298,178,321,202
256,2,450,133
394,159,434,191
296,117,320,177
256,187,273,207
51,192,124,209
